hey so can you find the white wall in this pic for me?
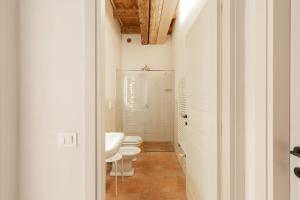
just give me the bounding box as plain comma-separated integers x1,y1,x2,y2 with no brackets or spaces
171,0,208,167
18,0,88,199
121,34,172,70
0,0,19,199
171,0,219,199
185,1,218,199
171,0,208,121
104,0,122,131
171,1,190,171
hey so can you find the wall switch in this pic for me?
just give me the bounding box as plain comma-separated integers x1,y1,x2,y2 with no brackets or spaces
57,132,77,147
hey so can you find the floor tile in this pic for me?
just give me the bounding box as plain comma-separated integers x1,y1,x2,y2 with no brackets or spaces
106,150,186,200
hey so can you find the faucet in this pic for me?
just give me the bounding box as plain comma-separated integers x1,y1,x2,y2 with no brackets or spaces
142,64,150,71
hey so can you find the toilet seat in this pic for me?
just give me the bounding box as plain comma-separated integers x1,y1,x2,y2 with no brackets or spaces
122,136,143,145
119,146,141,156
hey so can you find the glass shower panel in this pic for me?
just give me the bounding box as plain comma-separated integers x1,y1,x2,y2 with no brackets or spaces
116,72,146,138
143,72,173,142
116,70,174,151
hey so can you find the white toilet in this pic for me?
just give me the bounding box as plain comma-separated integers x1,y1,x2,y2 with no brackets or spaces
110,135,142,176
122,135,142,161
122,136,143,147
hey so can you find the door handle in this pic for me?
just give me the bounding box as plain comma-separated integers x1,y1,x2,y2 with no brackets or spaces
294,167,300,179
290,147,300,158
181,114,188,119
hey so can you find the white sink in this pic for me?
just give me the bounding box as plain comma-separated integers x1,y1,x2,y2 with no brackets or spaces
105,132,124,159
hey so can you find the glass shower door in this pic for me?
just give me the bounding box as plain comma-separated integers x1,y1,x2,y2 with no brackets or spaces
116,71,146,138
143,72,173,142
116,70,174,152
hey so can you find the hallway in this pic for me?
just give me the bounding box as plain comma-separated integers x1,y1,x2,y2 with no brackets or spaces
0,0,294,200
106,152,186,200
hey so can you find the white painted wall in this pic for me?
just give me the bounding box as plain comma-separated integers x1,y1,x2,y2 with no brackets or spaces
172,0,219,199
185,1,218,199
0,0,19,199
171,0,208,148
121,34,172,70
105,0,122,131
171,0,191,170
18,0,88,199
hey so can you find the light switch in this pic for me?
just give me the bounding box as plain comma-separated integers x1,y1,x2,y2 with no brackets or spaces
64,136,74,145
57,132,77,147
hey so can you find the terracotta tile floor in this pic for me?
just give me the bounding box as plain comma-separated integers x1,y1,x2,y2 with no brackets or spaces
142,142,174,152
106,152,186,200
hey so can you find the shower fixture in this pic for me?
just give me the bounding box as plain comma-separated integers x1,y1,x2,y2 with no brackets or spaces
141,64,150,71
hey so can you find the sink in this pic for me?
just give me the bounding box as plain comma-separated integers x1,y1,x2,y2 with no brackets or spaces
105,132,124,159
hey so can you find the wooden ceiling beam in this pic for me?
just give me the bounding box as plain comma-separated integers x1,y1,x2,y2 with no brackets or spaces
109,0,123,26
138,0,150,45
111,0,177,44
121,26,141,34
149,0,164,44
113,9,139,18
157,0,179,44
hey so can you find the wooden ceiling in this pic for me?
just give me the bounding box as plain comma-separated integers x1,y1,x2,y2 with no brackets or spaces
110,0,178,45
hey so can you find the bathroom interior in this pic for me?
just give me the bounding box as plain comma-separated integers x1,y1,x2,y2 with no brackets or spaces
103,0,219,199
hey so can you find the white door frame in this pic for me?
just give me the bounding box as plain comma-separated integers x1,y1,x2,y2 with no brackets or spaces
84,0,97,199
220,0,245,199
290,0,300,199
266,0,291,200
84,0,246,199
222,0,246,199
96,0,106,199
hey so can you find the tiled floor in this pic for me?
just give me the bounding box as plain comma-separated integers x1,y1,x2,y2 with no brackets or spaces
142,142,174,152
106,152,186,200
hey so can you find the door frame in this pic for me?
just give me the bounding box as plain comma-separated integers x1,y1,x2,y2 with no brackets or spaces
85,0,245,199
266,0,291,200
221,0,247,199
289,2,299,200
84,0,97,199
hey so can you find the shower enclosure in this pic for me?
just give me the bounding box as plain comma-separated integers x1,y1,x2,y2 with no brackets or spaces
116,69,174,152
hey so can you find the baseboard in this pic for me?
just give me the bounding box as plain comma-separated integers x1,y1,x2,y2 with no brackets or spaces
175,144,186,173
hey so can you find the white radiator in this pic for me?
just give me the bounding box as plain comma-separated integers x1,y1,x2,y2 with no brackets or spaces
178,78,187,153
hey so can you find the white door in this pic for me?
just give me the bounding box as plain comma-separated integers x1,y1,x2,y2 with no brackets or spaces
185,0,219,199
291,0,300,199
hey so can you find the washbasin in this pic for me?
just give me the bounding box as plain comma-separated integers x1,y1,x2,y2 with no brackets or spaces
105,132,124,159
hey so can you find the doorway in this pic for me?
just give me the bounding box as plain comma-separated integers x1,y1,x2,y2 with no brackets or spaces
95,0,233,199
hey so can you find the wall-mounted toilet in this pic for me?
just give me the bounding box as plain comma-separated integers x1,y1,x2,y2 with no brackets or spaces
122,136,143,147
110,135,142,176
